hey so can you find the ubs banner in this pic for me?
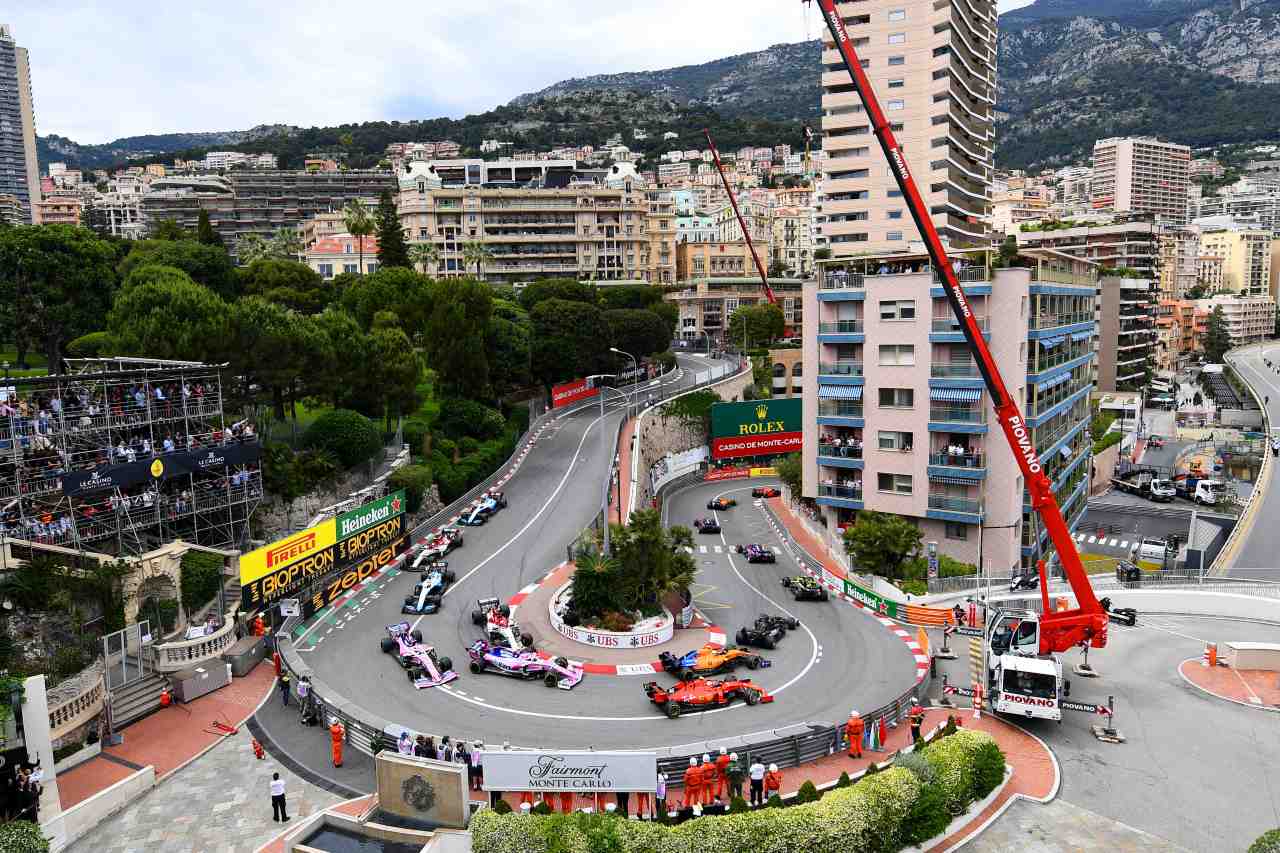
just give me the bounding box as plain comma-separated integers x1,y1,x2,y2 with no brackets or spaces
481,750,657,793
710,399,803,460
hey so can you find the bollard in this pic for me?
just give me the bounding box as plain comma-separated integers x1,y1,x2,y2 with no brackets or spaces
938,674,954,708
971,683,982,720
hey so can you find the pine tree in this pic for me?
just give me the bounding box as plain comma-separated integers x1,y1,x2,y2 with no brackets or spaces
1203,305,1231,363
196,209,223,248
375,190,410,269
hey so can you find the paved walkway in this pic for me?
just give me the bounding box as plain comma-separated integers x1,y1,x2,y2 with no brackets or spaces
1179,659,1280,709
958,797,1191,852
59,663,277,810
614,416,635,524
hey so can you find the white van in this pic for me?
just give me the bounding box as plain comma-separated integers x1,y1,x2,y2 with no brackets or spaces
1134,537,1167,563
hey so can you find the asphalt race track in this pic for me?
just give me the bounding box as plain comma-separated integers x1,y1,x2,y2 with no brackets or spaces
296,357,915,751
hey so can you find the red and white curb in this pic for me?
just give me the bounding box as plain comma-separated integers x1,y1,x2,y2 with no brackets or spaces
503,564,723,677
762,507,929,684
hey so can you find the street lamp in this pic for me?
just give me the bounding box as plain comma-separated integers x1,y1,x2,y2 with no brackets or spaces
610,347,638,419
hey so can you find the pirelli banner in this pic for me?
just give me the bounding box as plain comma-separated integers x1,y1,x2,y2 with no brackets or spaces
710,399,803,460
240,490,407,609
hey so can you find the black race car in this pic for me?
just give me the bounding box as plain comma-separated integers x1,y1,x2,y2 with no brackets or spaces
735,614,801,649
751,486,781,498
706,497,737,510
781,575,829,601
693,517,721,534
734,544,776,563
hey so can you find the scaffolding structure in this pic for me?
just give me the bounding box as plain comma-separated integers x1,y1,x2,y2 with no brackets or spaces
0,358,261,558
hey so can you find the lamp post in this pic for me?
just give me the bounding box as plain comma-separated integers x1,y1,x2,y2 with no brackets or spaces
610,347,638,419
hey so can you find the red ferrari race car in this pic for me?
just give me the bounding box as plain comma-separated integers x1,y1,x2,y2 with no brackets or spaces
751,486,781,498
643,677,773,718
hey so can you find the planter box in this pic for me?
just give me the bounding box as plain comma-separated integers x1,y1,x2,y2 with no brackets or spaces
54,740,101,774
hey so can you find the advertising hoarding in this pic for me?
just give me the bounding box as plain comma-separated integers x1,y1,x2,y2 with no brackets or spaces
710,399,803,460
481,750,657,792
552,377,598,408
337,489,405,541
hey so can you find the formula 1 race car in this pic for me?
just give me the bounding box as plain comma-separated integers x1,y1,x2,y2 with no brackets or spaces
706,497,737,510
735,614,801,649
693,517,721,534
658,642,769,681
379,622,457,688
781,575,830,601
644,676,773,718
471,597,535,652
466,640,584,689
459,490,508,526
751,486,781,498
414,527,463,563
734,543,777,563
402,564,457,614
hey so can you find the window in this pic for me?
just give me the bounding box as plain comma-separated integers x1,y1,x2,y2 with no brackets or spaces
878,431,913,451
318,263,333,279
365,262,379,275
887,231,904,241
343,263,358,275
879,344,915,366
945,522,968,540
879,387,914,408
878,472,913,494
888,8,906,20
888,32,906,44
890,123,904,132
888,78,905,89
888,55,906,66
888,210,904,219
887,99,905,111
880,299,916,320
888,189,903,198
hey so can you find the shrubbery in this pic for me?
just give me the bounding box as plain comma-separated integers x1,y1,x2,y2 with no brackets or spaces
471,732,1006,853
0,820,49,853
1251,829,1280,853
388,464,433,514
180,550,224,615
303,409,382,468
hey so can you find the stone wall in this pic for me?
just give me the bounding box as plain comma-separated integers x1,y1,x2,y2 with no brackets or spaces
1091,442,1121,495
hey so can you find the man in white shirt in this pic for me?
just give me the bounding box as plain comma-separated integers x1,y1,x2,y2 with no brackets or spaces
748,759,766,807
270,772,290,822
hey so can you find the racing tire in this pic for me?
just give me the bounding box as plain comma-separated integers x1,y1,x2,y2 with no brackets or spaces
744,688,760,706
544,673,558,688
404,596,416,607
469,660,483,675
428,595,443,609
679,668,695,682
665,702,682,719
411,629,423,644
380,637,395,654
736,629,748,646
787,618,800,630
472,611,483,626
520,632,534,649
746,656,761,670
407,667,420,682
438,657,452,673
445,570,456,582
555,657,569,669
819,590,829,601
762,637,775,651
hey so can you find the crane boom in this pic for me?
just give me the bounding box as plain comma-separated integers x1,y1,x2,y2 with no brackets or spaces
703,129,776,306
812,0,1106,654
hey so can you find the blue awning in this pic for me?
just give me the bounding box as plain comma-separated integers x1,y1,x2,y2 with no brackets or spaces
1035,372,1070,392
930,387,981,403
1037,335,1067,350
1070,331,1093,342
819,385,863,400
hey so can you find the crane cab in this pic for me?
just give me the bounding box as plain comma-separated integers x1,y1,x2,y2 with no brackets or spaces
985,607,1069,722
987,609,1040,663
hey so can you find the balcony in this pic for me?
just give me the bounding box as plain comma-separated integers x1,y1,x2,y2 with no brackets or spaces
819,362,864,377
931,363,979,378
817,401,863,420
928,451,984,469
931,317,988,334
1031,312,1092,330
928,494,983,516
929,406,985,425
818,320,864,334
820,483,863,500
820,270,866,290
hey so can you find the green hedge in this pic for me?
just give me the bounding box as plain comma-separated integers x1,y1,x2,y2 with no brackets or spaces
0,820,49,853
471,731,1006,853
180,550,224,614
389,463,433,513
1092,430,1123,455
303,409,382,469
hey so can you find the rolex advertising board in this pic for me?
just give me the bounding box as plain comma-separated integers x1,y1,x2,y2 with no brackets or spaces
710,398,803,460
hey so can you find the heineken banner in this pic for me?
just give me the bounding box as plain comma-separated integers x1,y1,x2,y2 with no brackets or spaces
843,577,899,620
337,489,404,541
710,399,803,460
63,441,262,497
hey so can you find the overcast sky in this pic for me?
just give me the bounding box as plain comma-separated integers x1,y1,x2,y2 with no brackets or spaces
11,0,1034,143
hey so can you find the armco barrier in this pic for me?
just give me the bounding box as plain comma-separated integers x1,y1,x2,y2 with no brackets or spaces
1215,344,1273,574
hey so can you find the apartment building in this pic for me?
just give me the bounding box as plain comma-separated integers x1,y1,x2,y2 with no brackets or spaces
1096,276,1156,392
991,186,1050,235
666,274,804,347
0,192,22,225
714,199,771,246
1192,294,1276,347
1090,137,1190,225
818,0,995,255
305,234,380,278
0,25,39,222
802,249,1096,573
1197,225,1273,295
33,194,82,225
1156,299,1207,367
396,162,670,284
1157,227,1200,299
773,207,815,278
86,192,145,239
1015,217,1160,277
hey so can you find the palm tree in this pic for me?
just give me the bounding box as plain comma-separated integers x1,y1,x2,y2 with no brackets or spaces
343,199,375,274
235,233,271,265
409,242,440,276
270,227,303,260
462,240,494,280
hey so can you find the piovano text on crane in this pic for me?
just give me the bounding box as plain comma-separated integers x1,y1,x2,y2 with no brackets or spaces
1006,415,1043,474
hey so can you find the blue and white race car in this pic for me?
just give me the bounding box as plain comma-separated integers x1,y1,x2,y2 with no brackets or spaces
459,490,507,526
402,564,456,614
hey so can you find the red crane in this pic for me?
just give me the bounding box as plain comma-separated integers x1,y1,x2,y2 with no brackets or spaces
810,0,1107,655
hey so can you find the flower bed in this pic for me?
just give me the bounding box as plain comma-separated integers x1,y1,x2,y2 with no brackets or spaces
471,728,1005,853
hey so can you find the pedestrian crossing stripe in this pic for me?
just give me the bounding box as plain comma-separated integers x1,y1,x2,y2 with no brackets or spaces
699,545,708,553
1109,538,1119,547
714,545,723,553
1119,540,1128,549
1088,536,1097,543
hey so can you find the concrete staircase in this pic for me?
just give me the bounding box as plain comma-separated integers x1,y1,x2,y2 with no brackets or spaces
110,672,168,730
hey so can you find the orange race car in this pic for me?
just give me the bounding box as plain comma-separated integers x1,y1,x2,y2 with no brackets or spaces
644,676,773,718
658,643,770,681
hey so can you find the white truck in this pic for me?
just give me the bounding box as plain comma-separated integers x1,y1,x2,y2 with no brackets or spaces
986,609,1070,722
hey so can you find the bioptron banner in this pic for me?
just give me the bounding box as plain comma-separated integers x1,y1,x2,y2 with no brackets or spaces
240,490,406,609
710,398,803,460
552,377,599,408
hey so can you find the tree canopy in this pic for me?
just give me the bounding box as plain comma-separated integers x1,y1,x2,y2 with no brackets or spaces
603,308,671,361
118,238,238,300
727,303,785,348
1203,305,1231,363
108,266,230,363
424,278,493,398
375,189,410,269
519,278,598,311
239,258,333,314
842,511,923,581
530,298,612,386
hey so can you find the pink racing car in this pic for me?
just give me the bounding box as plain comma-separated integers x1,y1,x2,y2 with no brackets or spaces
466,640,584,689
380,622,458,689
